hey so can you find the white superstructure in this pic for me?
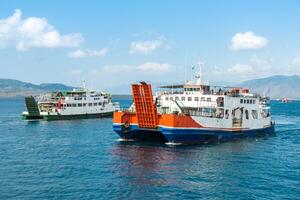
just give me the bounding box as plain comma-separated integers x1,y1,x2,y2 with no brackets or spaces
155,67,272,130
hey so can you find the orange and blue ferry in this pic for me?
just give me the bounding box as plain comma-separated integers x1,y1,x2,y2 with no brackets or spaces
113,69,275,144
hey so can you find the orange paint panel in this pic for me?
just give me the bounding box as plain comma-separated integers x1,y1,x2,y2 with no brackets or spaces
113,111,138,124
114,112,203,128
158,114,203,128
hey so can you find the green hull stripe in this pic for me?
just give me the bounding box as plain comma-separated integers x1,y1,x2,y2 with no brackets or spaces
22,112,113,121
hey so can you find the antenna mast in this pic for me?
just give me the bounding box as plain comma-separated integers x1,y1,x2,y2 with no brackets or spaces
195,61,203,85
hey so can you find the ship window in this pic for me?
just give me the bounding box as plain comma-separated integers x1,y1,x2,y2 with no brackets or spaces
78,103,82,107
253,100,256,104
207,98,211,102
72,104,77,107
170,97,173,101
201,97,205,101
79,97,82,100
197,88,200,91
175,97,179,101
225,109,229,119
247,99,250,104
181,97,185,101
83,103,86,106
252,110,258,119
165,97,169,101
94,103,97,106
195,97,199,101
188,97,192,101
88,103,92,106
249,100,252,104
98,102,102,106
244,99,247,104
240,99,243,104
245,110,249,120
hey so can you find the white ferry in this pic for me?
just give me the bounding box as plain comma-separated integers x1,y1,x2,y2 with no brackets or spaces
22,88,120,120
113,67,275,144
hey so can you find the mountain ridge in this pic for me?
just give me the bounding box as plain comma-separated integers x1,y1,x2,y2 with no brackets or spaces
239,75,300,99
0,75,300,99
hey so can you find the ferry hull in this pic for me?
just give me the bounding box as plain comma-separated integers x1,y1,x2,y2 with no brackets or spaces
113,124,168,143
160,125,275,144
113,124,275,144
23,111,113,121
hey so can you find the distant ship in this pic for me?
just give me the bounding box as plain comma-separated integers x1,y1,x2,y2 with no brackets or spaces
22,88,120,120
281,98,291,103
113,66,275,144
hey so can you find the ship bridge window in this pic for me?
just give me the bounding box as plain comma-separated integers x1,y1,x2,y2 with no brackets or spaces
67,104,71,107
194,97,199,101
240,99,243,104
181,97,185,101
88,103,92,106
78,103,82,107
93,103,97,106
165,97,169,101
188,97,192,101
252,110,258,119
175,97,179,101
245,110,249,120
72,104,77,107
201,97,205,101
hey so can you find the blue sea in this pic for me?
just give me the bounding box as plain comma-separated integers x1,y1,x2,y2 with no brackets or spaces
0,98,299,199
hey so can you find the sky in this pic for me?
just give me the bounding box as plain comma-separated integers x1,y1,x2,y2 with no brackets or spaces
0,0,300,93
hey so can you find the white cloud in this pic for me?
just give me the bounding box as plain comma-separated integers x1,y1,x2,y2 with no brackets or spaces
0,9,84,51
129,36,168,54
67,48,108,58
231,31,268,51
138,62,171,72
292,58,300,66
102,62,171,73
228,64,253,74
249,56,269,66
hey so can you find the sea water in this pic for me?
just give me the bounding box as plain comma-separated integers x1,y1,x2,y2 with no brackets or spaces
0,98,299,199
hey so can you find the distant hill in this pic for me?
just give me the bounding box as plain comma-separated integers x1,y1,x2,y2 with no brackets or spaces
1,75,300,99
239,75,300,99
0,79,75,98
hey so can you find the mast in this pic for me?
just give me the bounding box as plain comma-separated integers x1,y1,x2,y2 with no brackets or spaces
195,61,203,85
